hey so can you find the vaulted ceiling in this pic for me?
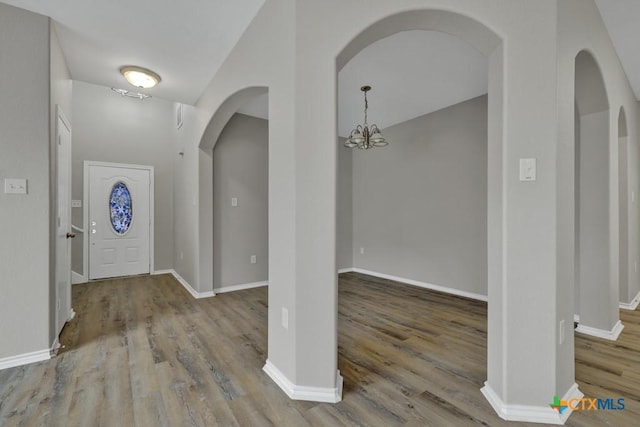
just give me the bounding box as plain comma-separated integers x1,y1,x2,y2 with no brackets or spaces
1,0,265,104
1,1,637,132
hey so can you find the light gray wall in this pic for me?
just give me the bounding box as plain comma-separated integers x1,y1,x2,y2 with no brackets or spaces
577,110,615,328
172,103,199,287
49,21,73,342
213,113,268,290
71,81,174,273
0,4,51,358
619,132,629,303
352,95,487,296
337,139,353,270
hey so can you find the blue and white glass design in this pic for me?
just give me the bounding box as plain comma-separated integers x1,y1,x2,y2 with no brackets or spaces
110,182,133,235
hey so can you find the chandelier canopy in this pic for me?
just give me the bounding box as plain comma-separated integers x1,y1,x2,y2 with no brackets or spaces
344,85,388,150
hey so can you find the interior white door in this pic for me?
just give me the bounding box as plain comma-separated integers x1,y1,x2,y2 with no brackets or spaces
55,108,73,335
89,164,151,279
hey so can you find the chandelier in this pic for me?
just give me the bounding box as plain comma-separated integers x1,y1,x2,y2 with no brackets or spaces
344,85,388,149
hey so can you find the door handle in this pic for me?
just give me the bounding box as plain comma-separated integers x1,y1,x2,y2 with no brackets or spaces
66,232,76,239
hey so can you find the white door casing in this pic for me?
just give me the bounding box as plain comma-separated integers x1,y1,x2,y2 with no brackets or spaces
55,106,73,336
86,162,153,280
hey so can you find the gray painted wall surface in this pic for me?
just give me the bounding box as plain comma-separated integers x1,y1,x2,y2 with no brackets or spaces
619,134,629,303
71,81,175,273
337,140,353,270
213,114,268,290
352,95,488,296
577,110,615,328
172,103,199,288
0,4,51,358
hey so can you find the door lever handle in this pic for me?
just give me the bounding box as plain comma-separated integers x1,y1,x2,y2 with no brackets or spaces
66,232,76,239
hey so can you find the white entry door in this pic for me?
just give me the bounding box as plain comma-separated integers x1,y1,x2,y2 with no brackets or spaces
87,163,153,280
55,107,73,335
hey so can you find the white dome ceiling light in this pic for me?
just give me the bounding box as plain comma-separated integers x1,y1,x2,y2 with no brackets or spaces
120,65,161,89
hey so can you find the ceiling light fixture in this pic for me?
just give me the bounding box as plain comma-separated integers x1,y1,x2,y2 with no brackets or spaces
111,87,151,100
120,65,161,89
344,85,388,150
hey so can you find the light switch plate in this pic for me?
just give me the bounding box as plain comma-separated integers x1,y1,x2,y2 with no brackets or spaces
4,178,27,194
519,158,536,181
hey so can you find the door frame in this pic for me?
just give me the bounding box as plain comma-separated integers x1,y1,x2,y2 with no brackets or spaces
83,161,155,279
55,105,73,336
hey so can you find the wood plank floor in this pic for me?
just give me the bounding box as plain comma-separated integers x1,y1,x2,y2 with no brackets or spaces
1,272,639,426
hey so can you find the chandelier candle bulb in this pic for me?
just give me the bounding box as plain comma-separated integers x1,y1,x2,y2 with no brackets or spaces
344,85,389,150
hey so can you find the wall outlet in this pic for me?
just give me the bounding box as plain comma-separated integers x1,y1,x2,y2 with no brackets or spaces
251,255,257,264
71,200,82,208
231,197,238,207
282,307,288,329
559,319,565,344
360,247,365,254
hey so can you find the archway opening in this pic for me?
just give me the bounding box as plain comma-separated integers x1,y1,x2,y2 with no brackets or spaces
334,9,503,416
198,87,269,304
618,106,631,305
574,50,619,336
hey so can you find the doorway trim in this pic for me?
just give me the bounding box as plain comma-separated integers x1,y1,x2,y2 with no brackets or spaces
55,105,73,338
83,161,155,280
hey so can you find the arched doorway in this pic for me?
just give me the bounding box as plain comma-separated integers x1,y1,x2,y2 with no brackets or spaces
213,110,269,293
618,107,638,310
331,8,564,423
573,50,622,340
197,87,269,293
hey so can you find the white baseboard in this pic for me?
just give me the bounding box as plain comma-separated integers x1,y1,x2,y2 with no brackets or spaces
481,382,582,425
619,290,640,310
576,320,624,341
337,268,354,274
153,269,215,299
71,270,86,284
215,281,268,294
0,348,51,371
263,359,343,403
51,336,61,356
347,267,488,302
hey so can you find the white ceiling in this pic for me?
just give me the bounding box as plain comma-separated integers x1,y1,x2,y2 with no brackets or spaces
0,1,637,126
337,30,487,137
239,30,488,136
594,0,640,100
1,0,265,105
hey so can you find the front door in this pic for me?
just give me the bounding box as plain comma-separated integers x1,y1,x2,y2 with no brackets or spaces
55,107,73,335
88,163,152,280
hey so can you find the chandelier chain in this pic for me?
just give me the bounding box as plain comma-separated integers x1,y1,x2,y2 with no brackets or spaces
364,90,368,126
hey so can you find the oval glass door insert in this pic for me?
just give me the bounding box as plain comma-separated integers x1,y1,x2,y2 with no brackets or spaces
110,181,133,235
